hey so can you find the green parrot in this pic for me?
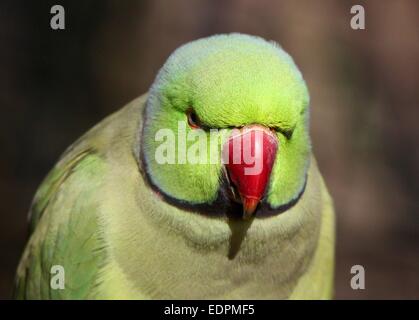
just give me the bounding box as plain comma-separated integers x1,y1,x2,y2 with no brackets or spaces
14,33,335,299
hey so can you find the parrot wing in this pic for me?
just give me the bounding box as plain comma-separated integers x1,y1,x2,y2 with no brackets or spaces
14,150,108,299
14,95,146,299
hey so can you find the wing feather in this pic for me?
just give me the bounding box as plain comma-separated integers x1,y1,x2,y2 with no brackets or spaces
14,152,108,299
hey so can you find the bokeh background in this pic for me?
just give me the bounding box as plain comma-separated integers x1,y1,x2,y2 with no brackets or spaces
1,0,418,299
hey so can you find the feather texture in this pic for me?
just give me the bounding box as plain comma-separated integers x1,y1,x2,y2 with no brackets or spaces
15,34,335,299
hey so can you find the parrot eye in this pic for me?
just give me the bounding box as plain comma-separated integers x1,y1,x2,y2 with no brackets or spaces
186,108,201,129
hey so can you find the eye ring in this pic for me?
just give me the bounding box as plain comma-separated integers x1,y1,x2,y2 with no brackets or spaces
186,108,201,129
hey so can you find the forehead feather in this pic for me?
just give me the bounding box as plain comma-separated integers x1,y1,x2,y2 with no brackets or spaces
151,34,309,125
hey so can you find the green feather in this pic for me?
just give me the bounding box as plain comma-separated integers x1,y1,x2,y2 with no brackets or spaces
143,33,310,207
15,150,107,299
15,34,335,299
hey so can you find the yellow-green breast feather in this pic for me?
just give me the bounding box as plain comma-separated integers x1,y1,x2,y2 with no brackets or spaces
15,34,335,299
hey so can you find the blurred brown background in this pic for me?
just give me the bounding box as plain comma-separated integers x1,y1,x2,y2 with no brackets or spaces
1,0,418,299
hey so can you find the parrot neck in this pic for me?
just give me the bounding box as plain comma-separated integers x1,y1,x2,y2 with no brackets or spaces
103,146,324,298
97,101,324,298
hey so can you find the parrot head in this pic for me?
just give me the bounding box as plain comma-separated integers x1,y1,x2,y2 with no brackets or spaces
141,33,310,219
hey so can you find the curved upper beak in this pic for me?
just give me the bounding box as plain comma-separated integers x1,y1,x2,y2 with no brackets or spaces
222,125,279,219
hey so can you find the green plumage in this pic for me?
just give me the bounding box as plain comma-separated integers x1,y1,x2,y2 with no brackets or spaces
143,34,310,207
15,34,335,299
15,152,107,299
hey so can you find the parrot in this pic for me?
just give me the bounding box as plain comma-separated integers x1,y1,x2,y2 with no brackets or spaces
14,33,335,299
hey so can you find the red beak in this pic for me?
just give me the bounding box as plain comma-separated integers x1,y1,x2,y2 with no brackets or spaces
223,125,278,219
